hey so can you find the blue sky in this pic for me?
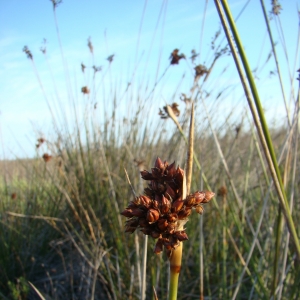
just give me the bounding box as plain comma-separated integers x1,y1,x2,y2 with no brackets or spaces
0,0,299,159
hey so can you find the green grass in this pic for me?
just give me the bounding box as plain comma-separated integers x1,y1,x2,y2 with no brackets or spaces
1,1,300,299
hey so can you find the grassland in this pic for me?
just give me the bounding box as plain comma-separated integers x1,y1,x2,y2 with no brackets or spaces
1,1,300,299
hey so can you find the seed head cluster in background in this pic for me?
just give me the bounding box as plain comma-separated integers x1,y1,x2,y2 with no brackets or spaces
121,157,214,257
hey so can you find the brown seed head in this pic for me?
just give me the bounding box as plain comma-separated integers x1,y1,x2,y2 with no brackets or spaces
203,191,215,203
107,54,115,63
194,191,206,204
81,86,90,94
164,184,176,200
121,157,214,255
195,205,204,215
271,0,282,15
129,197,140,207
170,49,186,65
152,199,159,210
160,196,171,215
154,157,164,170
185,195,196,207
174,167,184,184
178,208,192,219
174,230,188,241
170,236,180,249
140,170,153,180
166,161,176,176
147,208,160,223
166,222,176,234
157,218,168,231
37,138,45,144
167,213,178,223
120,208,134,218
139,195,152,209
217,186,227,197
171,200,184,213
194,64,208,80
131,208,146,217
42,153,52,163
23,46,33,60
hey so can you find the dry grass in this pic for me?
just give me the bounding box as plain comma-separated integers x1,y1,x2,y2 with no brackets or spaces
1,1,300,299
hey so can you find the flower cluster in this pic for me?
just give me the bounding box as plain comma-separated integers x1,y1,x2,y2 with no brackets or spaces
42,153,52,163
121,158,214,256
169,49,185,65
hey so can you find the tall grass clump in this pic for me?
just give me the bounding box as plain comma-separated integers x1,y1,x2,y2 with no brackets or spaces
0,0,300,299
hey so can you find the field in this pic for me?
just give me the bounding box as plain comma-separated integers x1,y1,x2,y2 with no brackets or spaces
1,1,300,299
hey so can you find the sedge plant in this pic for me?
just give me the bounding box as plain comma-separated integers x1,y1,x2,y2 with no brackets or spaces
121,105,215,300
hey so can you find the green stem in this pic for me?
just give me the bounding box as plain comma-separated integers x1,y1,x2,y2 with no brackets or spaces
272,205,283,297
222,194,227,298
169,242,182,300
215,0,300,261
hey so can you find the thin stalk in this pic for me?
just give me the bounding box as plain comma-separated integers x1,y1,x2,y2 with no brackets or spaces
185,103,194,195
272,205,283,298
199,168,204,300
28,282,46,300
272,128,293,297
278,90,299,298
166,104,214,190
134,232,142,296
104,257,117,300
91,248,102,300
199,214,204,300
140,167,148,300
168,104,194,300
141,235,148,300
153,286,159,300
52,3,73,101
199,0,209,63
221,191,227,299
124,168,142,296
260,0,290,127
